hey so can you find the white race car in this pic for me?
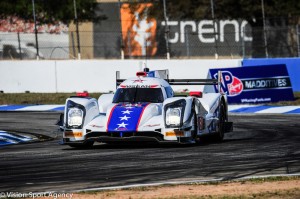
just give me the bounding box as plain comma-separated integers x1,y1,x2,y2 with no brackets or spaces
58,68,233,148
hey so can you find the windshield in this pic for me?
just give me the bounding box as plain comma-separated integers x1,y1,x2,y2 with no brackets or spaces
113,88,164,103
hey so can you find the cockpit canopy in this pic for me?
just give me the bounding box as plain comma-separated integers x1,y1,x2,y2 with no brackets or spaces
114,76,174,103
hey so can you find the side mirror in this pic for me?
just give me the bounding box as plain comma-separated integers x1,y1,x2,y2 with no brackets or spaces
56,113,64,126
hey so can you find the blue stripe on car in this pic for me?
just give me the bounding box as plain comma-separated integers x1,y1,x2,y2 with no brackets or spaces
107,103,148,132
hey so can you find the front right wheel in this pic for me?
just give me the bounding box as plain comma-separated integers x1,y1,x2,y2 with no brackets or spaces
192,112,201,144
213,101,226,142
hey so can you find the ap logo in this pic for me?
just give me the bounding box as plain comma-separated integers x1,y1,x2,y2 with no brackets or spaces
214,71,243,96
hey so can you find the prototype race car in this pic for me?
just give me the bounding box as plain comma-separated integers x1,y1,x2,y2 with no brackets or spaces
58,68,233,148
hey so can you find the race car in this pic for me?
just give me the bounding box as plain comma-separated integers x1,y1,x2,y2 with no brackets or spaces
58,68,233,148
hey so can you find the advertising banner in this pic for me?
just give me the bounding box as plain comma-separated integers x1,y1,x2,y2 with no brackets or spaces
93,3,253,58
121,3,157,57
209,65,294,104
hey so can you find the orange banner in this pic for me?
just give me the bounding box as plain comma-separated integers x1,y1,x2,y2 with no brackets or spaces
121,3,157,57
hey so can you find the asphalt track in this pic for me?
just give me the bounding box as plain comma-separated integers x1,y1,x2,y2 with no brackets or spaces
0,112,299,193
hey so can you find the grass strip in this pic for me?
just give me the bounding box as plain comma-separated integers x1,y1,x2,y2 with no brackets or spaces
75,176,300,199
0,93,103,105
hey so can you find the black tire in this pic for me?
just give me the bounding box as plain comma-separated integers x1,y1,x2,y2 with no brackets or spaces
214,101,226,142
68,141,94,149
192,112,201,144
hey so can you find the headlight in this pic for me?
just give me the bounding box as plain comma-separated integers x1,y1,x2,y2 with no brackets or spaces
166,107,182,126
164,99,186,128
67,107,83,127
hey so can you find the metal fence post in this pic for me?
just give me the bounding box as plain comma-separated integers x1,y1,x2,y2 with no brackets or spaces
17,32,22,60
210,0,218,59
73,0,81,59
71,32,76,59
118,0,124,59
163,0,170,59
261,0,268,58
32,0,39,60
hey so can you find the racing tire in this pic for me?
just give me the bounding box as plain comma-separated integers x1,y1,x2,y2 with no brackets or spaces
192,112,201,144
68,141,94,149
213,101,226,142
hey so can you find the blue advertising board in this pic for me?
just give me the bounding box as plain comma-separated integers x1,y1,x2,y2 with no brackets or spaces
242,58,300,91
209,64,294,104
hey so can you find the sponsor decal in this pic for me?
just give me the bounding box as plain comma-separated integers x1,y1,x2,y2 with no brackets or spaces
89,124,104,128
120,84,158,88
243,78,291,90
132,79,146,83
121,3,157,57
214,71,291,95
144,124,160,127
240,98,271,103
107,103,149,132
209,65,294,104
214,71,243,96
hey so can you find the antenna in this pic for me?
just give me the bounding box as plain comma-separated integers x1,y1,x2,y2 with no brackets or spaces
143,61,150,72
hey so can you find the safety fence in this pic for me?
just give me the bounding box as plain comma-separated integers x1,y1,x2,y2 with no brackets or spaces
1,25,300,60
1,10,300,61
1,1,300,60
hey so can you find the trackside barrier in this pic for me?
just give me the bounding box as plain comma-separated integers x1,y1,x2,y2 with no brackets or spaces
209,64,294,104
1,58,298,93
0,59,241,93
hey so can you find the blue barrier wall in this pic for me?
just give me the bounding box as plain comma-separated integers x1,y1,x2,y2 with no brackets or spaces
242,58,300,91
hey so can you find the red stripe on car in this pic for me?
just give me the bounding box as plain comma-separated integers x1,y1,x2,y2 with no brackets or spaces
106,104,118,132
136,103,150,131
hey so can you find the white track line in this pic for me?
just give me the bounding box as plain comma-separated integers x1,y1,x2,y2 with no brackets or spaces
17,105,64,111
256,106,300,113
228,105,260,112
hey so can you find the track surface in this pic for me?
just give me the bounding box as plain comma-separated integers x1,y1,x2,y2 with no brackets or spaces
0,112,299,192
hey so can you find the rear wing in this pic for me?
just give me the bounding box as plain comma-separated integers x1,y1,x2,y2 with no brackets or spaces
167,79,218,85
116,70,223,92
